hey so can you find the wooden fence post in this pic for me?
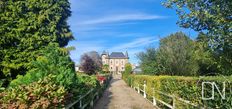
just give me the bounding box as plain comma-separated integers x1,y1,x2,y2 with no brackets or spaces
96,92,99,99
79,99,82,108
152,88,157,106
143,81,146,98
90,89,94,108
131,78,133,88
138,84,140,93
172,95,175,109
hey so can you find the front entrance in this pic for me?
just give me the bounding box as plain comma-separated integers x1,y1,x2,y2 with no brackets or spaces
116,66,118,74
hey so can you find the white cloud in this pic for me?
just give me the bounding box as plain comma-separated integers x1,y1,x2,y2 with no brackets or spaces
77,13,167,25
68,40,105,64
68,37,159,64
111,37,159,51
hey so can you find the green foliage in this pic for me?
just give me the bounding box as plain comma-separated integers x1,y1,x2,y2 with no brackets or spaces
72,74,100,96
0,74,67,109
0,80,5,92
194,33,219,75
127,75,232,108
163,0,232,75
0,0,73,82
102,64,110,73
137,47,159,75
10,43,76,89
138,32,198,76
122,63,132,81
1,72,101,109
156,32,199,76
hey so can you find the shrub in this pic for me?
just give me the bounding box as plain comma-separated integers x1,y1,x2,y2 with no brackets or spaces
0,44,103,108
10,43,76,89
73,74,100,94
122,63,132,81
127,75,232,108
0,74,67,109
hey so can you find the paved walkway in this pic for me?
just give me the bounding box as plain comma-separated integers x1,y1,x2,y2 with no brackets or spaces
94,75,155,109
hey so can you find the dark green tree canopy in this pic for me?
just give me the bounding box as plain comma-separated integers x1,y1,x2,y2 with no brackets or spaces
194,33,219,75
164,0,232,36
164,0,232,75
137,47,158,75
0,0,73,79
156,32,198,76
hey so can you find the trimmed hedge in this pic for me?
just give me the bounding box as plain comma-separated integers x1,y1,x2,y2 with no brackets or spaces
125,75,232,108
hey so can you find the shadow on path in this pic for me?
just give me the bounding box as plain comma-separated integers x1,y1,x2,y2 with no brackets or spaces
94,75,155,109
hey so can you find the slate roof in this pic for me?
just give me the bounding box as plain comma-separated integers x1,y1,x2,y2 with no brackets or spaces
109,52,128,59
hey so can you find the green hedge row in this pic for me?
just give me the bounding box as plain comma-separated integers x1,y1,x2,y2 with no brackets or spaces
126,75,232,109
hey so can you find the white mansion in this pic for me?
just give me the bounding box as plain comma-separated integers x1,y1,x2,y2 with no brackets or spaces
101,51,129,74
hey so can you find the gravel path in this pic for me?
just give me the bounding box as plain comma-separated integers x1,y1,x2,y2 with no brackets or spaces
94,75,156,109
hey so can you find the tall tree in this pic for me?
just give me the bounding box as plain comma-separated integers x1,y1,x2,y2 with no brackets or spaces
0,0,73,80
163,0,232,75
80,54,97,75
86,51,102,71
194,33,219,75
137,47,159,75
156,32,198,76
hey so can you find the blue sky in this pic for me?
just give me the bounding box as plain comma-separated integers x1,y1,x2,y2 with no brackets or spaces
67,0,197,65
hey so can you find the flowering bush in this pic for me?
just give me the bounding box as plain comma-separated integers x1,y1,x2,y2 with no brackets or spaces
0,45,103,108
0,75,67,109
96,75,106,84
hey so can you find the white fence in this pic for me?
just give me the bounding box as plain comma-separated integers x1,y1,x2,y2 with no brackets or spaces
131,80,204,109
65,74,112,109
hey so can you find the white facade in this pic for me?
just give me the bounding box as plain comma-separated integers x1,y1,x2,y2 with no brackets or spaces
102,51,129,74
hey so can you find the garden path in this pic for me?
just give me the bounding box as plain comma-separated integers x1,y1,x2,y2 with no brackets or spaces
94,74,156,109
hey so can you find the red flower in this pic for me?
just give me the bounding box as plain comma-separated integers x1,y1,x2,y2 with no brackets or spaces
97,75,106,84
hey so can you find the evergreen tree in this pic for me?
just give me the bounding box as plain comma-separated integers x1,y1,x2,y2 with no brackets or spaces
0,0,73,81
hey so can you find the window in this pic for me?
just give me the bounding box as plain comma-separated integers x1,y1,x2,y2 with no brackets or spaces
122,67,124,70
111,67,113,69
121,61,123,64
116,61,118,64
